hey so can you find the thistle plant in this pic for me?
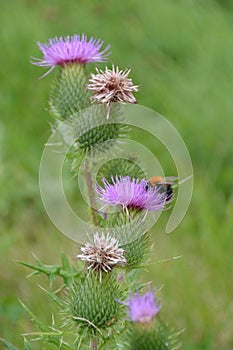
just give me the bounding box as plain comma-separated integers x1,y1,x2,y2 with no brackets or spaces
1,33,184,350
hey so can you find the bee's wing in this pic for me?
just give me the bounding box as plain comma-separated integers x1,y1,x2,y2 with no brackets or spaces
164,175,193,186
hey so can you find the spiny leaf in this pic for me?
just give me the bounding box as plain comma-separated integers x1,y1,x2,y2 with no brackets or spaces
17,260,60,276
38,285,65,308
19,300,48,333
61,253,71,271
23,331,73,350
19,294,76,348
17,254,81,286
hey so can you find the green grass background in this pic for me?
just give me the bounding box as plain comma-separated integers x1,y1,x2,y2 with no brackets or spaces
0,0,232,349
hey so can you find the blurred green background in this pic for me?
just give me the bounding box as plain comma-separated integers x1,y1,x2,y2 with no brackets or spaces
0,0,232,349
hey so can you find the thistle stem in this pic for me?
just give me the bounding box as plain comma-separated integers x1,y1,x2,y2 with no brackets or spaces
83,160,99,226
90,337,98,350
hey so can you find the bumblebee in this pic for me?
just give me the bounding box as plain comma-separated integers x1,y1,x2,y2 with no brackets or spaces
146,176,178,201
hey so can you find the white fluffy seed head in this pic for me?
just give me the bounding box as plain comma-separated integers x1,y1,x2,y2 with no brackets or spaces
87,65,139,118
77,232,127,274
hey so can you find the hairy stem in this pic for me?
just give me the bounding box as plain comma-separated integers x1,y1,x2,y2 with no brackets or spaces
83,160,99,226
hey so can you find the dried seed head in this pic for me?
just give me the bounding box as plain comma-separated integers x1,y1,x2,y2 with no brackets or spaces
77,232,127,275
87,65,139,118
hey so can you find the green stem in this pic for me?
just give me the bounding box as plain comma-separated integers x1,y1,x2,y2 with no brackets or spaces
83,160,99,226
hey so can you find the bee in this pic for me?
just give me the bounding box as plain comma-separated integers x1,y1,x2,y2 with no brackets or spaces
146,176,178,201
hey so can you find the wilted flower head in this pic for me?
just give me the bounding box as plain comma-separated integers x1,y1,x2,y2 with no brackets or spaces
96,176,167,213
31,34,110,76
77,232,126,277
87,65,139,118
119,287,161,324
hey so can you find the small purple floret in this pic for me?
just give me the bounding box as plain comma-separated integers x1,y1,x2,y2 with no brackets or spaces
31,34,110,75
119,288,161,323
96,176,167,212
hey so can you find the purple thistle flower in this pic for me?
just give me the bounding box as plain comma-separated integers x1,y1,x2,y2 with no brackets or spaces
119,288,161,323
96,176,167,213
31,34,110,76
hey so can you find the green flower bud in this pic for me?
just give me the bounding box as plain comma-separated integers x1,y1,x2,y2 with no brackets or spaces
129,320,181,350
96,157,146,186
49,63,90,120
123,232,151,268
67,273,122,333
68,104,128,174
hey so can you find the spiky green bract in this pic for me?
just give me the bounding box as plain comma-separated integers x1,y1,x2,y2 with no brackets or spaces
67,272,123,335
96,217,147,246
122,232,151,268
68,104,129,174
96,157,146,186
129,320,181,350
49,63,90,120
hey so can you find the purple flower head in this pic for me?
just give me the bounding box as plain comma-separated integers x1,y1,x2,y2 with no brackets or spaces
96,176,167,212
119,287,161,323
31,34,110,76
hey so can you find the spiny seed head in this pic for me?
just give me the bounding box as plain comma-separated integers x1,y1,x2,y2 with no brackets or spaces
87,65,139,118
77,232,127,275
